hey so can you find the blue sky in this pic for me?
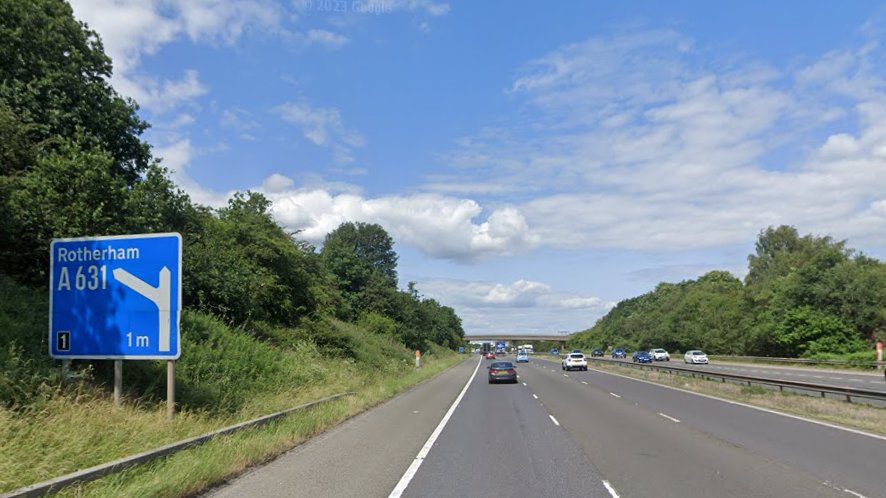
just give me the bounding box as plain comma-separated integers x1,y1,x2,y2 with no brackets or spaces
70,0,886,336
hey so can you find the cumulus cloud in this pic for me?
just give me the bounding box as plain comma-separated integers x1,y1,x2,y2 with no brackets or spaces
439,25,886,252
262,173,295,193
155,139,232,208
263,186,538,260
417,278,614,336
69,0,283,113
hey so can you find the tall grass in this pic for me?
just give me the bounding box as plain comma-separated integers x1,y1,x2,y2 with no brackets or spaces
0,276,463,494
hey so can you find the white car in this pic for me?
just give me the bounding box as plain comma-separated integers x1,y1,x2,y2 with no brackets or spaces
684,350,709,364
562,353,587,371
649,348,670,361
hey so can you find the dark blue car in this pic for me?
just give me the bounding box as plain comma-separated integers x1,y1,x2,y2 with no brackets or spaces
612,348,627,359
632,351,653,363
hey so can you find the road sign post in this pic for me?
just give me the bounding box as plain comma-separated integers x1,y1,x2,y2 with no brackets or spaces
877,342,883,364
114,360,123,406
167,360,176,420
415,350,421,369
50,233,182,411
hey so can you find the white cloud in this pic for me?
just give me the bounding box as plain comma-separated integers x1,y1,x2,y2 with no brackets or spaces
221,109,260,130
262,186,537,261
69,0,283,113
437,26,886,252
121,69,208,114
417,278,613,335
305,29,350,49
274,101,366,163
262,173,295,193
155,139,231,208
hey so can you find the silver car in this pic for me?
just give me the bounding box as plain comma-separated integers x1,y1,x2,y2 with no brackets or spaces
650,348,670,361
684,350,709,364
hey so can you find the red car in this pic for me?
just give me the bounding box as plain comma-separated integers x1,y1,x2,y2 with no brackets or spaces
485,352,496,360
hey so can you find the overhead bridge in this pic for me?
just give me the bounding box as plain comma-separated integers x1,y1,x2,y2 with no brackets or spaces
464,334,573,349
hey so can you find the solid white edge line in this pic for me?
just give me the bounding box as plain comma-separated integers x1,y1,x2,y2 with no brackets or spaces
588,365,886,443
549,414,560,426
658,412,681,423
387,357,482,498
602,480,621,498
843,488,869,498
610,393,621,398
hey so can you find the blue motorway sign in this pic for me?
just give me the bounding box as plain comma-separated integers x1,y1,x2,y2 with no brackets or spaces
49,233,182,359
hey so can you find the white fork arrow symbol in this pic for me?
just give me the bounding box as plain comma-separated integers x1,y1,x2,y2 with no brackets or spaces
113,267,172,352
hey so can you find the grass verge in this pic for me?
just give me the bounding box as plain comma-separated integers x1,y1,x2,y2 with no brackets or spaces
584,359,886,436
17,354,465,498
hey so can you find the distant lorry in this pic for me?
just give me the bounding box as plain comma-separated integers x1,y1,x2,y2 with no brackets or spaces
495,341,506,354
519,344,534,354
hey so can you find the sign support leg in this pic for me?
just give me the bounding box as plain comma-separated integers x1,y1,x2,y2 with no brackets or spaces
167,360,175,421
114,360,123,406
62,360,70,381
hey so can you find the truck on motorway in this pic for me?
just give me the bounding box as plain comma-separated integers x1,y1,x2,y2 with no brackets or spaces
519,344,534,354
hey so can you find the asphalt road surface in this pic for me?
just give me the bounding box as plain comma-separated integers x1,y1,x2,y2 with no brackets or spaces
205,356,885,498
674,359,886,393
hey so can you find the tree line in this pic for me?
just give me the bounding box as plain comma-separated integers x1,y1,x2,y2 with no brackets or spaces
0,0,464,353
571,226,886,359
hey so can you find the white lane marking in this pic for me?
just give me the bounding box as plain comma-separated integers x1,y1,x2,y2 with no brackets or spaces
849,379,863,382
564,374,569,377
610,393,621,398
581,381,589,385
658,413,681,423
591,367,886,443
533,394,538,399
843,488,869,498
602,480,621,498
797,374,809,377
549,414,560,426
522,382,527,386
387,358,482,498
829,377,842,380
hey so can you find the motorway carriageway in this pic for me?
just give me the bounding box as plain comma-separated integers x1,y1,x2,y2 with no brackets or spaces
611,357,886,394
205,357,886,498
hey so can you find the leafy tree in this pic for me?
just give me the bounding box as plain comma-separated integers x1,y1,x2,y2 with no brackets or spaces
774,306,864,357
321,222,399,316
0,0,151,181
7,139,129,282
184,191,333,326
